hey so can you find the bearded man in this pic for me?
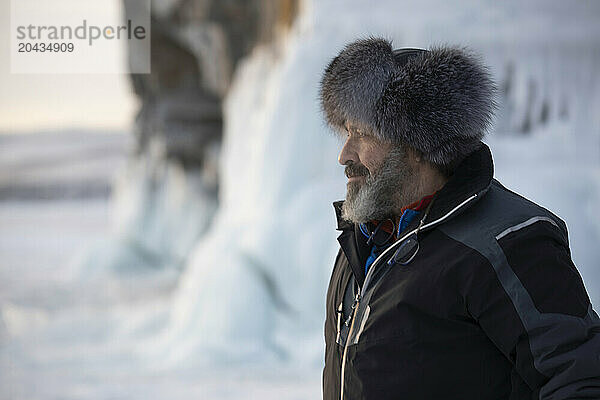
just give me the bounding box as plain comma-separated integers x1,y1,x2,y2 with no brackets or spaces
320,38,600,400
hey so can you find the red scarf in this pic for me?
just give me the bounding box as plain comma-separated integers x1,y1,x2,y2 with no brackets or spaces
370,193,436,235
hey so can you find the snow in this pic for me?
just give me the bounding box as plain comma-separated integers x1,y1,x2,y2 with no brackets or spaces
1,0,599,398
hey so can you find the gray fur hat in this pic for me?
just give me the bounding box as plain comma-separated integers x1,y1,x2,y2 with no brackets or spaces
320,37,497,169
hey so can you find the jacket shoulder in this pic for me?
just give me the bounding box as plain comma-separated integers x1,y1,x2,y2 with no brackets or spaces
441,179,569,246
438,182,600,399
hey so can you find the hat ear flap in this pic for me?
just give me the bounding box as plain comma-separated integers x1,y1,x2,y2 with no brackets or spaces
376,46,497,168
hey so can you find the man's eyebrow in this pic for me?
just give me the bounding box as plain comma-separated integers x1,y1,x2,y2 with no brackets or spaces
346,123,362,132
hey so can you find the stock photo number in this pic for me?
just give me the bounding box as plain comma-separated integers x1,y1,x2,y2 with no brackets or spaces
18,42,75,53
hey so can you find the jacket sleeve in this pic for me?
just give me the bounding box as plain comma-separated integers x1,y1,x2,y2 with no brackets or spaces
466,220,600,399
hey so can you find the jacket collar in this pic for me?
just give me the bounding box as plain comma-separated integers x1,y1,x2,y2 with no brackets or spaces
423,141,494,224
333,142,494,284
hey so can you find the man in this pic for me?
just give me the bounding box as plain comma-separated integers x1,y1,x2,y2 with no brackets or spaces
320,38,600,400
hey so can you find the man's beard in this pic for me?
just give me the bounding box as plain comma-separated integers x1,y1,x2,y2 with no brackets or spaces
341,146,417,224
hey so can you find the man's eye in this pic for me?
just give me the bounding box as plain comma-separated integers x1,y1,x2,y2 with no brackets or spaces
344,125,366,139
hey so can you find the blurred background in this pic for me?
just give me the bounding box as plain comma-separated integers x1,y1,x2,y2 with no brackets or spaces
1,0,599,398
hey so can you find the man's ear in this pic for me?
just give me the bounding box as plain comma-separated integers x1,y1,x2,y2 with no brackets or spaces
409,147,424,163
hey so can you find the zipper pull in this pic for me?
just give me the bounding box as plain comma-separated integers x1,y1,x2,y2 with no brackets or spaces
353,292,361,306
336,303,343,343
344,293,361,327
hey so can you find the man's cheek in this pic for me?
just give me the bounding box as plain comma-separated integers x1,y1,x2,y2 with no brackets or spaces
347,181,363,191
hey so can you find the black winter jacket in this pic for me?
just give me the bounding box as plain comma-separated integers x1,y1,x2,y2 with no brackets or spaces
323,143,600,400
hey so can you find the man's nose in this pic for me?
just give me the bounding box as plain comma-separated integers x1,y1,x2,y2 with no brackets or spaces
338,138,358,166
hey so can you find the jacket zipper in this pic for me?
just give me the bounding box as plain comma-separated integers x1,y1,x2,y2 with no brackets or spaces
340,292,360,400
338,193,478,400
336,303,343,344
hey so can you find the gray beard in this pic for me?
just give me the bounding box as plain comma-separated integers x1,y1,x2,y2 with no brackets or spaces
341,147,417,224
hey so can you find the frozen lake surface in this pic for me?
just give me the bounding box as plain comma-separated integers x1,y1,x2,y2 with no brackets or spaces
0,132,322,399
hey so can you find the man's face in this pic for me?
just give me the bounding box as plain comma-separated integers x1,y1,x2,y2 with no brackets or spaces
339,122,416,223
338,122,393,186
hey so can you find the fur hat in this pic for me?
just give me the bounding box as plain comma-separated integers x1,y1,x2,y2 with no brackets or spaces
320,37,497,169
